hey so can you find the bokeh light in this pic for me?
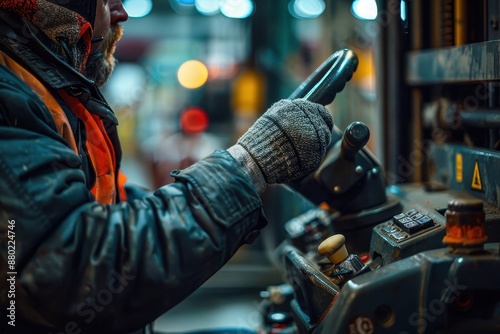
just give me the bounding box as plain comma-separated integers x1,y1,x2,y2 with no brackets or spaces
351,0,378,20
123,0,153,18
220,0,254,19
288,0,325,19
180,107,209,134
177,60,209,89
195,0,221,15
351,0,406,21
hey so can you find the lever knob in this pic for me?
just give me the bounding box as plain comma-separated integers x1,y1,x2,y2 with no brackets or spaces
341,121,370,160
317,234,349,265
443,198,487,250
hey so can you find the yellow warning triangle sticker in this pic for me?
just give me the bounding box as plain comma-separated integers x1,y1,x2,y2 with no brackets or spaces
471,161,482,191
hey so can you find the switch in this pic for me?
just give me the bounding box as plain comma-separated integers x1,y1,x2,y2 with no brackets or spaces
392,209,434,234
317,234,348,265
317,234,365,286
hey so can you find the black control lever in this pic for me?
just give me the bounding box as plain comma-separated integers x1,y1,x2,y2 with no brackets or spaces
290,121,386,212
288,49,358,106
340,121,370,160
287,121,399,254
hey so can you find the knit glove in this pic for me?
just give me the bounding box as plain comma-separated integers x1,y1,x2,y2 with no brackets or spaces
228,99,333,192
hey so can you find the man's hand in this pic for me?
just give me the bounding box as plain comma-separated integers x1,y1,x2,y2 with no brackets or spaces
229,99,333,189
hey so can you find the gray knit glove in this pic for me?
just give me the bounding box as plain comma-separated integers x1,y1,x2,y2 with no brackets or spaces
228,99,333,192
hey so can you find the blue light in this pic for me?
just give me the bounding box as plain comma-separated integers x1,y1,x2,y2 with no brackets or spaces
123,0,153,18
220,0,254,19
123,0,153,17
195,0,221,15
401,0,407,21
170,0,197,14
351,0,377,20
288,0,325,19
351,0,406,21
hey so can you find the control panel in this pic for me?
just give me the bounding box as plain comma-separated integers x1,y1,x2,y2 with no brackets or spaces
392,209,434,234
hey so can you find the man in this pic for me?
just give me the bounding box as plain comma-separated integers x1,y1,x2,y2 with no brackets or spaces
0,1,333,333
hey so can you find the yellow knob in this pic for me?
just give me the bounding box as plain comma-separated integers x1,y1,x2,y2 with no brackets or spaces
318,234,348,264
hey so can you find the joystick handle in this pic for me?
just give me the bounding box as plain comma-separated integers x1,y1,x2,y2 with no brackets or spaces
341,121,370,161
317,234,349,265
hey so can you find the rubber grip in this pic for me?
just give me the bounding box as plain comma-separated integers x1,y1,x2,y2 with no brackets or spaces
288,49,358,106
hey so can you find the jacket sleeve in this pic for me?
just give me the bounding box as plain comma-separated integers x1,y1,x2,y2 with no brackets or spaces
0,73,267,333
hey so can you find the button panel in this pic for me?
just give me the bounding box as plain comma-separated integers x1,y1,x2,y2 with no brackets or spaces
390,230,409,241
377,209,437,243
392,210,434,234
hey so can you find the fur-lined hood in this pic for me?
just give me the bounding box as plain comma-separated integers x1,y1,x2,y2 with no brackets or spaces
0,0,97,72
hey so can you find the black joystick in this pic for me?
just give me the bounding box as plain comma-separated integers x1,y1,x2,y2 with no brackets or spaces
286,119,402,254
289,121,384,211
341,122,370,161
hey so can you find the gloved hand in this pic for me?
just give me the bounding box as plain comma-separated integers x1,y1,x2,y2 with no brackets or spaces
228,99,333,192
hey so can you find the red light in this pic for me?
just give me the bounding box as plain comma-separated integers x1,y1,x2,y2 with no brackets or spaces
180,107,209,134
271,323,287,334
359,253,370,263
454,291,472,309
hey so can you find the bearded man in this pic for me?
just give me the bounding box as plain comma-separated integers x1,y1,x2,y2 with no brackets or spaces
0,1,334,333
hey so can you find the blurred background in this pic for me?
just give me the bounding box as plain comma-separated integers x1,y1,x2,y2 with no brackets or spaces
101,0,391,331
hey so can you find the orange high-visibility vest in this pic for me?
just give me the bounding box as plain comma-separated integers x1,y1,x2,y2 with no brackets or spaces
0,51,127,204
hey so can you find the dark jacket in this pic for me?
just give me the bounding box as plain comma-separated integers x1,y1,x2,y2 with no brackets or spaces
0,12,266,334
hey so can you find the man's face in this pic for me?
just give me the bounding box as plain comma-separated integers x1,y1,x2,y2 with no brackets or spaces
85,0,128,87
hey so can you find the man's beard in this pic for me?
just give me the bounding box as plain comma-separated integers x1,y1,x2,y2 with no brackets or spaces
85,25,123,87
